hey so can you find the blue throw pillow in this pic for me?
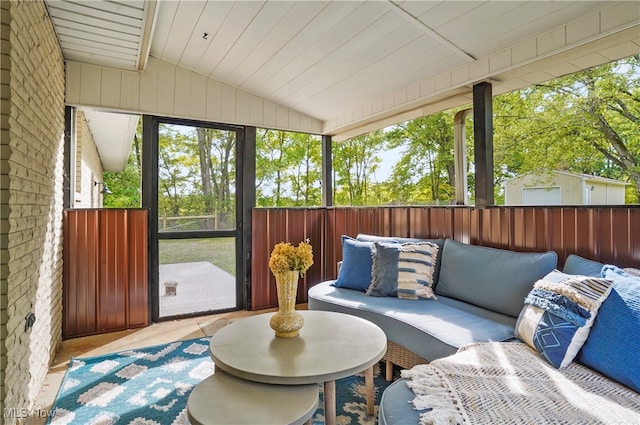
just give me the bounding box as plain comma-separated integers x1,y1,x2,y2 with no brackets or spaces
366,241,439,299
515,270,613,368
576,265,640,392
331,236,375,292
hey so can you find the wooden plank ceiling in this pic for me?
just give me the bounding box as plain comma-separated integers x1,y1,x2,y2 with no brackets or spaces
45,0,640,156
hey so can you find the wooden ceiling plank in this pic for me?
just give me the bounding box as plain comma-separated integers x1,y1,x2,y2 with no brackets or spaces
160,0,208,65
289,30,450,116
79,0,145,18
49,8,141,35
212,1,297,84
284,25,432,111
382,0,475,61
194,1,265,77
57,30,139,50
260,2,390,98
48,1,143,29
267,8,411,102
55,23,139,43
454,2,581,57
62,39,138,58
177,1,234,70
59,35,139,54
111,0,145,10
65,52,135,69
148,0,179,59
239,1,365,91
224,1,330,87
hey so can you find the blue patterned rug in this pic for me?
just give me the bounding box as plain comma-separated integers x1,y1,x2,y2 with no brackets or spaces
47,337,392,425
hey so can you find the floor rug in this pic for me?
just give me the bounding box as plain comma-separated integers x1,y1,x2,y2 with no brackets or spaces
47,337,392,425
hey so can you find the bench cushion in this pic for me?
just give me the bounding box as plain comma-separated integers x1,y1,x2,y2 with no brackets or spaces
308,281,516,362
378,378,420,425
435,239,558,317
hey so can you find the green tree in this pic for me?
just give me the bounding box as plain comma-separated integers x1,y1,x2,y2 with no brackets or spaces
104,132,142,208
386,113,456,204
158,124,195,219
256,129,321,206
196,128,236,228
493,56,640,202
333,131,384,205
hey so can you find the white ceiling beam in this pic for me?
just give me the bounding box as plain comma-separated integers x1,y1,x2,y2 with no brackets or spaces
137,0,159,70
383,0,476,62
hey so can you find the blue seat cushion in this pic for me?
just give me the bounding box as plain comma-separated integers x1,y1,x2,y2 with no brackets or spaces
309,280,516,362
378,378,420,425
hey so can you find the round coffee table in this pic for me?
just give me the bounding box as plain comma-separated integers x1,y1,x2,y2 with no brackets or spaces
188,370,318,425
209,310,387,425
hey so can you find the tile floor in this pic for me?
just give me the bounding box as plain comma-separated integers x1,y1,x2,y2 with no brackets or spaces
26,307,284,424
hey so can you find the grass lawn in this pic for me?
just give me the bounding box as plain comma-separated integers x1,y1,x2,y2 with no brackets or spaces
159,237,236,275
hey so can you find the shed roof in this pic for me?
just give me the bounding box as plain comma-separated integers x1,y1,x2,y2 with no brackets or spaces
504,170,629,186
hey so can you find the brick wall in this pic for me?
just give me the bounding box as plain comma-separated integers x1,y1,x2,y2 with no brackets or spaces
73,110,104,208
0,1,66,423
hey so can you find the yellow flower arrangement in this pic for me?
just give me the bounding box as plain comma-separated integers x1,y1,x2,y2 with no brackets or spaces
269,239,314,276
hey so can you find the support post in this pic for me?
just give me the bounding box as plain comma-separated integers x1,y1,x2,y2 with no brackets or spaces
454,109,472,205
241,126,256,309
63,106,74,209
142,114,159,321
473,82,494,206
322,135,333,207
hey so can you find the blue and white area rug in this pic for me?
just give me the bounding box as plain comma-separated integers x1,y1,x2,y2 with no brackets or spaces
47,337,391,425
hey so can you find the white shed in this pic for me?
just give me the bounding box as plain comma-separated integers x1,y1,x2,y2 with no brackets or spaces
503,170,628,205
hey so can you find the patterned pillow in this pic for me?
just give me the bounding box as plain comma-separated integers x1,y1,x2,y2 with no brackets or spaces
515,270,613,368
366,241,439,299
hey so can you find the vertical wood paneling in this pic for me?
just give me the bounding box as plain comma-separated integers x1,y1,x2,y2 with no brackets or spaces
252,208,325,309
63,209,149,338
251,209,270,307
79,63,102,105
174,67,192,114
251,206,640,310
63,210,99,337
100,67,121,108
99,210,127,330
190,73,207,120
139,59,158,111
128,210,148,326
121,70,140,111
157,61,175,114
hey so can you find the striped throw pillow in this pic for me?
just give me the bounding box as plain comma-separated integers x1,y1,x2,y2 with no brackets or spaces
366,241,439,299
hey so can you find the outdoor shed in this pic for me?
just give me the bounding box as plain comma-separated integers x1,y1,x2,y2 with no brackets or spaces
504,170,628,205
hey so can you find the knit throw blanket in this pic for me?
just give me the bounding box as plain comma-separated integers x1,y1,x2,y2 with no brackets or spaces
401,342,640,425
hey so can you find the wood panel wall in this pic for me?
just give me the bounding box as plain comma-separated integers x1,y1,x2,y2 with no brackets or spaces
63,209,148,338
65,58,323,135
251,206,640,310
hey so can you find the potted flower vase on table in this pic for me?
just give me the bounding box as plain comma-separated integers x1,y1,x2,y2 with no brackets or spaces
268,239,313,338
